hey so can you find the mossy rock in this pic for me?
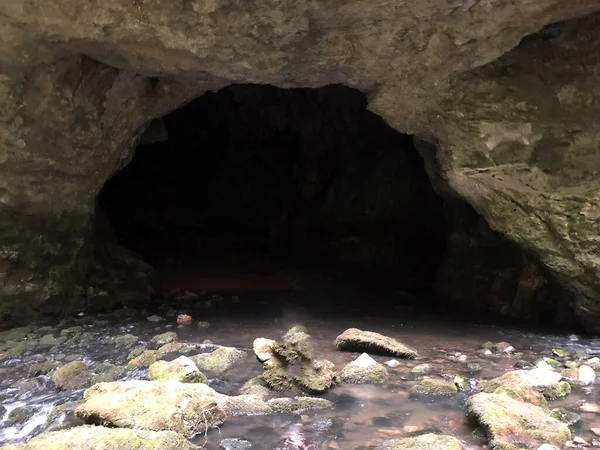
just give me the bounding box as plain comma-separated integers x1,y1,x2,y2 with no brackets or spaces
293,359,339,394
340,353,389,384
215,393,272,416
267,396,333,414
239,376,270,399
190,347,247,374
127,350,160,368
76,380,226,437
411,376,458,395
552,349,569,358
466,393,571,450
148,332,177,349
28,360,60,377
385,433,464,450
544,381,571,400
263,365,294,391
106,334,139,348
477,369,563,402
7,406,33,425
91,363,125,385
492,386,548,407
52,361,91,390
410,363,432,375
334,328,418,358
157,342,184,354
60,326,84,336
550,407,581,426
149,356,207,383
0,425,198,449
38,334,67,347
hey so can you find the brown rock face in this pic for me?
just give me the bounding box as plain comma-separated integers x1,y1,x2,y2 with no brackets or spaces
1,1,600,328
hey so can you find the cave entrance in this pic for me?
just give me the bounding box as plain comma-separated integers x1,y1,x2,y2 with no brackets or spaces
97,84,448,306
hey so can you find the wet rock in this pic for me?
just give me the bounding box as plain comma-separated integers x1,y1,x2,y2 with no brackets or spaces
216,393,272,416
410,363,432,375
220,438,252,450
60,326,84,336
334,328,418,358
493,342,514,353
76,380,226,437
46,400,85,431
52,361,92,390
0,404,5,419
578,365,596,385
482,341,494,350
0,425,198,449
149,331,178,349
293,359,339,394
239,377,270,399
127,347,144,359
514,360,536,370
146,315,165,322
149,356,207,383
453,375,467,391
127,350,160,368
550,408,581,426
7,406,33,425
477,368,565,402
38,334,67,347
16,376,47,397
384,433,464,450
537,357,562,369
467,363,482,373
157,342,185,354
552,348,569,358
253,338,276,362
341,353,389,384
28,360,60,377
385,359,401,368
177,314,192,325
466,393,571,449
267,397,333,414
106,334,138,348
190,347,247,374
411,376,458,395
91,362,125,384
544,381,571,400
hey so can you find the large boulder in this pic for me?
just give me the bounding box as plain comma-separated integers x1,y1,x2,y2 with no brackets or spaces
75,381,226,437
334,328,418,358
0,426,197,450
466,393,572,450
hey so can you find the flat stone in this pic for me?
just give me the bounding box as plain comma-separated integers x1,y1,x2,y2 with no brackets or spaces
76,380,226,437
466,393,571,449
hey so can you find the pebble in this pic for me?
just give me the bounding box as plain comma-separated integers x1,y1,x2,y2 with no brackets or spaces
385,359,401,368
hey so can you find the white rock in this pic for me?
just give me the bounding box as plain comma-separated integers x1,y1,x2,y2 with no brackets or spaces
253,338,275,362
572,436,587,445
578,365,596,385
537,445,560,450
535,360,554,371
483,349,492,356
385,359,401,368
458,355,467,362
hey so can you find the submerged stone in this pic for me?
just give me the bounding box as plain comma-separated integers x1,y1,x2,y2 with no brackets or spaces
340,353,389,384
267,396,333,414
410,363,432,375
466,393,571,450
7,406,33,425
334,328,418,358
411,376,458,395
190,347,247,374
76,380,226,437
385,433,464,450
28,360,60,377
0,425,198,449
149,355,207,383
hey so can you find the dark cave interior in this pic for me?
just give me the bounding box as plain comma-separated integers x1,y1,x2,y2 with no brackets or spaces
97,84,576,328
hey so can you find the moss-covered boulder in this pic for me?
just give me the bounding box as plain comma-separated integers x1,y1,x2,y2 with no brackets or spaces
149,356,207,383
106,334,139,348
148,332,177,349
91,362,125,385
127,350,160,368
466,393,571,450
267,396,333,414
385,433,464,450
293,359,339,394
0,425,198,449
477,368,567,402
52,361,92,390
340,353,389,384
189,347,246,374
411,376,458,395
76,380,226,437
7,406,33,425
334,328,418,358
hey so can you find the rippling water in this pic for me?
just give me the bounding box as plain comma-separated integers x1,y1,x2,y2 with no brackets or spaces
1,286,599,449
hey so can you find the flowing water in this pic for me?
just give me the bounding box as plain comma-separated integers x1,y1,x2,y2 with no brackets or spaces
1,280,599,449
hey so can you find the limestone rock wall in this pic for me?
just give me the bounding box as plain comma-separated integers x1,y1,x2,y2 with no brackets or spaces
1,1,600,328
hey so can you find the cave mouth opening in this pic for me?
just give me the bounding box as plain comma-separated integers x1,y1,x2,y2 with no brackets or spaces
97,83,449,311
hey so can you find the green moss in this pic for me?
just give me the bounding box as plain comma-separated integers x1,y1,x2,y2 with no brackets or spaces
149,332,177,348
552,349,569,358
52,361,91,390
128,350,160,368
411,376,458,395
263,365,293,391
544,381,571,400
